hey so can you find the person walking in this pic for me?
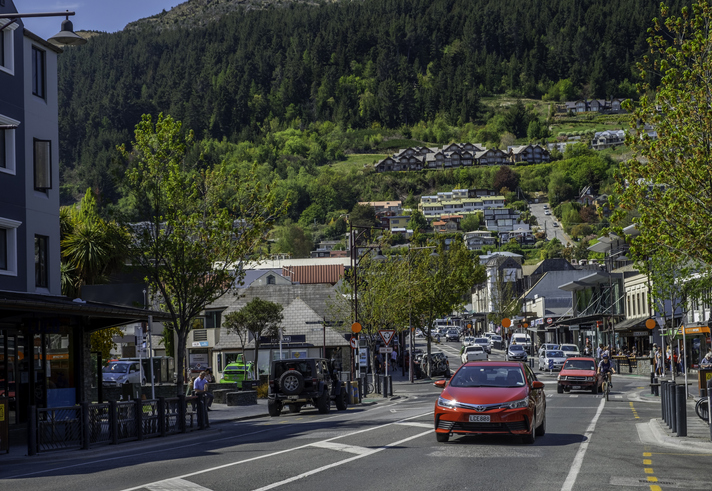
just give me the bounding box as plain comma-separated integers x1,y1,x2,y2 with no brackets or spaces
390,349,397,371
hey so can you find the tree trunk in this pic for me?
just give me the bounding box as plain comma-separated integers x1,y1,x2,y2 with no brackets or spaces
254,340,260,380
177,329,187,396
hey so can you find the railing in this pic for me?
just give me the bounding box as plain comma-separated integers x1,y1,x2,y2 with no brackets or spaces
32,394,209,454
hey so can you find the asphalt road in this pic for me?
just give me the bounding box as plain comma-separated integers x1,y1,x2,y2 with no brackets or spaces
2,342,711,491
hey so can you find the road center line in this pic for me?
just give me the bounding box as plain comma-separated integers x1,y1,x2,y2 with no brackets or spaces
119,411,432,491
561,397,606,491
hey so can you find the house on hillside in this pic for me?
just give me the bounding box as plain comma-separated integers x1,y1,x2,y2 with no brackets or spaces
508,144,550,164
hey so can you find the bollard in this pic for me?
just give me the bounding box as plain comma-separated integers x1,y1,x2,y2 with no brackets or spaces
654,377,659,397
109,400,118,445
669,381,677,433
675,384,687,437
27,405,37,456
358,376,364,403
661,381,667,423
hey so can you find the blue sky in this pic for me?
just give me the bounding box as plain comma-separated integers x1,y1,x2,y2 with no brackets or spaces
16,1,179,41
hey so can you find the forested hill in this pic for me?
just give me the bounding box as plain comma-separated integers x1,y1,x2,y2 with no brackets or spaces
57,0,687,205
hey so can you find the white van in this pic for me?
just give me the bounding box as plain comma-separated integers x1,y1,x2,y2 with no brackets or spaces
510,333,532,350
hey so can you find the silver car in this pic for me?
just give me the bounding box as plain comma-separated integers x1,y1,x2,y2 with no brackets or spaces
539,350,567,372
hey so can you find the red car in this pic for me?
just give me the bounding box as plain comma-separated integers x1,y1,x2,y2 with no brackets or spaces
556,357,601,394
433,361,546,444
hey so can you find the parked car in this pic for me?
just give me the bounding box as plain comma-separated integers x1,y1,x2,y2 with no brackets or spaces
433,361,546,443
557,357,600,394
538,350,567,372
473,337,491,354
461,345,488,363
506,344,528,362
102,360,145,387
446,329,460,342
538,344,560,356
220,361,256,388
267,358,348,417
559,344,581,358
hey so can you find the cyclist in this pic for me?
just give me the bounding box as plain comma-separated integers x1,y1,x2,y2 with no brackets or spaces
598,353,616,390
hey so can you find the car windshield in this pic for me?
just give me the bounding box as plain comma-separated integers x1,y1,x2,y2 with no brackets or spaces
467,346,483,352
450,366,526,388
474,338,488,343
103,364,129,373
492,336,502,341
561,346,578,351
563,360,596,371
509,345,524,352
546,351,565,358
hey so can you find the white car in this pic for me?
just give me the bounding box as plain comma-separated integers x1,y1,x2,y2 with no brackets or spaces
539,350,568,372
559,344,581,358
473,337,491,354
461,345,488,363
462,336,475,346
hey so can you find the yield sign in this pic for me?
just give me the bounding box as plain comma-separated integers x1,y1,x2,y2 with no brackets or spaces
379,329,396,346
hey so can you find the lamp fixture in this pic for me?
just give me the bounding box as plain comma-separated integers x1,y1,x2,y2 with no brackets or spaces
0,10,86,46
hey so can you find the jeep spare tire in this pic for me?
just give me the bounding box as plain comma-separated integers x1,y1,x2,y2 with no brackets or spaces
279,370,305,395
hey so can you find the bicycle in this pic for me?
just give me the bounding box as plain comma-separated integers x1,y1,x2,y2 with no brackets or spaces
695,397,709,422
601,372,613,401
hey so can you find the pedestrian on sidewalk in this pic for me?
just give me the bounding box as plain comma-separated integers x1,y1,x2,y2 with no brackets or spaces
390,348,397,371
193,371,214,411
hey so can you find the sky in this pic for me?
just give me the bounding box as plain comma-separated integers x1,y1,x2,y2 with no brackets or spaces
14,1,180,41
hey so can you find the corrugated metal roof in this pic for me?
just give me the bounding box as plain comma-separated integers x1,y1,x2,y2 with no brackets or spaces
282,264,345,285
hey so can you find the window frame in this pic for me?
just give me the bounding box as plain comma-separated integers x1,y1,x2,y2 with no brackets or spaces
33,138,52,191
0,116,17,175
0,217,20,277
0,19,16,75
32,45,46,99
35,234,49,288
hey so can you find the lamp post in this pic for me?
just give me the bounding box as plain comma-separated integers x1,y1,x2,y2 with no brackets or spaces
0,11,87,46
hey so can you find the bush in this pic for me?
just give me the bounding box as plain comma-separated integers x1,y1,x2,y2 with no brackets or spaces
256,382,269,399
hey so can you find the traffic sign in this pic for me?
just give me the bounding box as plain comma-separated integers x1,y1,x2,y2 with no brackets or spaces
350,337,358,349
547,318,553,325
351,322,362,333
645,318,656,330
502,318,511,328
379,329,396,346
379,347,394,354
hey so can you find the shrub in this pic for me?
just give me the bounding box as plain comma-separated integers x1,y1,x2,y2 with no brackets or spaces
256,382,269,399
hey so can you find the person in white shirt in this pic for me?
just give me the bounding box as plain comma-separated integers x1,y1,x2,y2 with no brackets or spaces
193,371,214,410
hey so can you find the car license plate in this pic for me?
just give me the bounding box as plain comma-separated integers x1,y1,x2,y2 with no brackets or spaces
572,386,581,390
288,395,298,400
469,415,490,423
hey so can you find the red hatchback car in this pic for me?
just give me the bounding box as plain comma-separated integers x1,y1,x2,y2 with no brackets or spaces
557,357,601,394
433,361,546,444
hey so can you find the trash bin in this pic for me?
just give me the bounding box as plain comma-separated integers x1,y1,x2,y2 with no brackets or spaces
349,381,359,404
699,369,712,397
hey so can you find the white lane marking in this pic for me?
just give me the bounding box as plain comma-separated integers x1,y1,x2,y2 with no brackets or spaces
614,395,623,399
569,395,579,398
309,441,372,455
547,406,603,409
119,411,432,491
146,478,213,491
561,397,606,491
251,430,432,491
427,446,543,458
395,422,433,428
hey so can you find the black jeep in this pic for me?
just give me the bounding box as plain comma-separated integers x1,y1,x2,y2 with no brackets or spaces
267,357,349,417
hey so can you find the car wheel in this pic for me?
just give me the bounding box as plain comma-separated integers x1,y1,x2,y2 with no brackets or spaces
436,432,450,443
287,404,301,414
335,387,348,411
316,390,331,414
557,384,563,394
535,411,546,436
267,399,282,417
523,412,536,444
279,370,305,396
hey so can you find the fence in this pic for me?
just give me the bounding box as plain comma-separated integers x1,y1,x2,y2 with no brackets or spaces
33,394,209,454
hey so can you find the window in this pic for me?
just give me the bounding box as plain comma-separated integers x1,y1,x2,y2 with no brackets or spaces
0,114,18,174
267,275,276,285
0,217,19,276
35,235,48,288
204,311,222,329
0,19,16,75
32,46,45,99
34,139,51,190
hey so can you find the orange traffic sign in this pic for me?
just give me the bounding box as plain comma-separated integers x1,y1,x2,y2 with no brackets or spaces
502,318,511,328
645,319,656,330
351,322,362,333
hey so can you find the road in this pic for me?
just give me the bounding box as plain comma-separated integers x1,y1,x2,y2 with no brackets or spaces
2,341,711,491
529,202,572,246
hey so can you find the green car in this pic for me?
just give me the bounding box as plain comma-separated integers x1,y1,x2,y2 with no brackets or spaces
220,362,255,388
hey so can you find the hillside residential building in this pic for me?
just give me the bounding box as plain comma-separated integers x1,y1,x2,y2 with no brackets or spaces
508,144,551,164
375,143,518,172
419,189,506,220
591,130,625,150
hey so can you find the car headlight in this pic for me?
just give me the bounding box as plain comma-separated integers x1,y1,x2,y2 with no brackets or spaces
437,396,457,408
505,398,529,409
558,375,565,381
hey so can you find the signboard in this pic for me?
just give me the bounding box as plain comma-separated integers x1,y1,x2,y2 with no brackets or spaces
350,337,358,349
684,326,711,335
191,341,209,347
379,330,396,346
358,348,368,373
546,318,553,325
259,335,307,344
379,347,394,354
633,331,649,337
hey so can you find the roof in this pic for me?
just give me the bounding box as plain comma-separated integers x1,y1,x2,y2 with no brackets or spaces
558,272,622,291
282,264,345,285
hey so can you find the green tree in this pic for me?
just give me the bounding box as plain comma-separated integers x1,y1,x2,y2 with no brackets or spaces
493,166,519,194
617,2,712,267
460,214,480,232
275,221,313,258
119,114,284,393
223,298,284,378
407,210,429,233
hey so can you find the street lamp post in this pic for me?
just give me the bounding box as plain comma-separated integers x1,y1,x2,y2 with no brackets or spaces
0,11,87,46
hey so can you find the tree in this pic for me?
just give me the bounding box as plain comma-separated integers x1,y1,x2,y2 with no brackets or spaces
90,327,124,362
617,2,712,267
119,114,284,394
349,203,379,229
223,298,284,378
493,166,519,194
460,214,480,232
407,210,429,233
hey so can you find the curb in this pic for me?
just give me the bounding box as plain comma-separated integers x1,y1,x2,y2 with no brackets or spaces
645,418,712,452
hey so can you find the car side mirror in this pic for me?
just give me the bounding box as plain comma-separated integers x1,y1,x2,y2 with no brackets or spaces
532,381,544,390
433,379,447,388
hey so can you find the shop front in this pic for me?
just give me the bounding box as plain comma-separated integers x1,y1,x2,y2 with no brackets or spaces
675,325,711,369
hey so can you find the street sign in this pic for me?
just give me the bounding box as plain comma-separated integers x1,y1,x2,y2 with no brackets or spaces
351,322,362,333
547,318,553,325
379,347,394,354
350,337,358,349
645,318,656,330
379,329,396,346
502,318,511,328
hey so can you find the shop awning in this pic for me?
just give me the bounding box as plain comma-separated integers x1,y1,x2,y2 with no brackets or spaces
614,317,647,332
